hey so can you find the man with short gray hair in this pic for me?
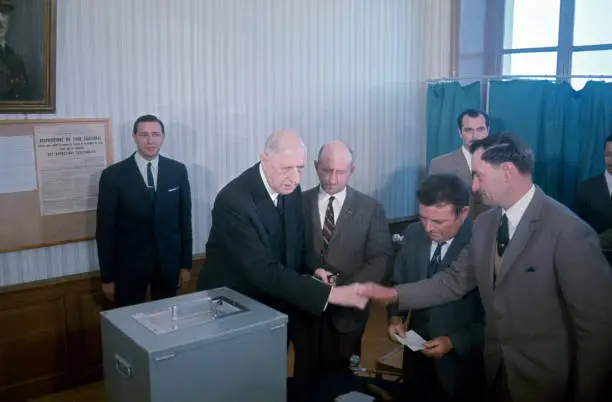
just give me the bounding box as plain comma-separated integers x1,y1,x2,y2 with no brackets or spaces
197,131,369,351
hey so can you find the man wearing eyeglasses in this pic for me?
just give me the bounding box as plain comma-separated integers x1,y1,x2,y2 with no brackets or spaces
429,109,491,219
96,114,193,307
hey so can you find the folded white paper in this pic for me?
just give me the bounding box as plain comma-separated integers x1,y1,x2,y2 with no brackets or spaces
394,330,427,351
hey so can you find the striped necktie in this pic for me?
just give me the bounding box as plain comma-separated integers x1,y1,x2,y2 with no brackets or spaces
322,196,336,251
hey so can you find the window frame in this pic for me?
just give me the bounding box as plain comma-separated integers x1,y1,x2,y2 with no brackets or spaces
500,0,612,80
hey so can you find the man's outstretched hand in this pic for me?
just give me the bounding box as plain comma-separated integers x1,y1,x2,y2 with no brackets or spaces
328,283,369,309
358,282,399,305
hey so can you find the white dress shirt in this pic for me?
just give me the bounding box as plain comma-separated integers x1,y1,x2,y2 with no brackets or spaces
461,145,472,173
429,238,454,261
317,187,347,228
259,164,279,206
605,171,612,196
503,185,536,240
134,152,159,190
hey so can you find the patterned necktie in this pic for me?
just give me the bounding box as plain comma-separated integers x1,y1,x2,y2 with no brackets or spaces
497,214,509,256
322,196,336,251
428,242,445,277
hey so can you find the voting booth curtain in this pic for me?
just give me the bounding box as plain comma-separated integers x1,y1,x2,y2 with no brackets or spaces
426,79,612,206
425,81,481,168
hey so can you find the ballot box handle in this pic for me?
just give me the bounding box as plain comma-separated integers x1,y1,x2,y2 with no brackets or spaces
114,354,133,379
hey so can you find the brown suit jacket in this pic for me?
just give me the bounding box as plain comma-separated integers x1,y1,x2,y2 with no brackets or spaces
396,186,612,402
303,185,393,333
428,148,490,218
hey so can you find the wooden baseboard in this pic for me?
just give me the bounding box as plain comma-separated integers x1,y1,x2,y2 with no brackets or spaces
0,257,203,402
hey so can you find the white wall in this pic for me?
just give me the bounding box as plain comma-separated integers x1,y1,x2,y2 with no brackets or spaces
0,0,451,286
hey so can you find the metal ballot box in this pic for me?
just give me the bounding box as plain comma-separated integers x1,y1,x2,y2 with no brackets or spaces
100,287,288,402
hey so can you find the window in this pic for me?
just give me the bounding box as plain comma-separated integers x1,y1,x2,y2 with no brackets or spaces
502,0,612,89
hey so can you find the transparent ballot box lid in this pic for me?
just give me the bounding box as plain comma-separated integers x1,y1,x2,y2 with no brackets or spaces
131,296,246,335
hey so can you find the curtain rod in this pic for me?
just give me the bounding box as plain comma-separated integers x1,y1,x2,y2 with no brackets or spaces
427,74,612,83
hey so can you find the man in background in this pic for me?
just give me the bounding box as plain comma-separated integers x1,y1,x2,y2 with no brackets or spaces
573,134,612,251
361,133,612,402
296,141,393,376
0,0,28,100
197,131,368,349
429,109,490,218
96,114,193,307
387,173,484,401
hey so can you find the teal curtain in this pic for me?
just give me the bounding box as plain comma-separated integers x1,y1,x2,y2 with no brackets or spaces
426,81,481,167
488,80,612,206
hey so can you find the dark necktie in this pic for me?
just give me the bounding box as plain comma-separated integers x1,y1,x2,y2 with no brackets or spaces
428,242,446,277
322,196,336,252
146,162,155,190
497,214,509,256
276,194,284,214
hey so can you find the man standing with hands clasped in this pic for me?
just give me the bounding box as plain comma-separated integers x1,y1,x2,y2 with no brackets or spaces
296,141,393,376
360,133,612,402
96,114,193,307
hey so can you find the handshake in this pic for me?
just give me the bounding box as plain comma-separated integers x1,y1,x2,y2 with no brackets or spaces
325,280,400,310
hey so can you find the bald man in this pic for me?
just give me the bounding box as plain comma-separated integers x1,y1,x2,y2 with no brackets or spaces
294,141,393,376
197,131,368,346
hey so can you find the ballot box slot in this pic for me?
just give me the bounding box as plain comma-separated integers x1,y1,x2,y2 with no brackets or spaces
131,296,248,335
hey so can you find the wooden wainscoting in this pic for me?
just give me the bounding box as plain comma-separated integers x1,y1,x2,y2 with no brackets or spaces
0,215,415,402
0,257,204,402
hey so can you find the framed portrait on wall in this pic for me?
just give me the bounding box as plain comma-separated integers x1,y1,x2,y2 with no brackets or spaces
0,0,56,113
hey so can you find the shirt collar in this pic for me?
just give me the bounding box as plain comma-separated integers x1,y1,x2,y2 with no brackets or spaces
461,146,472,172
503,184,536,229
259,163,279,204
317,186,347,205
604,171,612,193
134,151,159,170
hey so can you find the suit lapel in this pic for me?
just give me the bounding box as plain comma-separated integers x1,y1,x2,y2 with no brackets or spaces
595,174,611,209
251,165,281,237
417,231,432,280
453,149,472,185
127,153,152,204
330,186,356,241
496,189,543,285
441,219,472,265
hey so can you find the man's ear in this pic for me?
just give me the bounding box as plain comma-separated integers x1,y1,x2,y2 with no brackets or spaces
350,164,356,174
459,206,470,222
314,160,319,170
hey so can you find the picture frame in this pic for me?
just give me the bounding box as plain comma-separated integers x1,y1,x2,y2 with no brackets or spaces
0,0,56,113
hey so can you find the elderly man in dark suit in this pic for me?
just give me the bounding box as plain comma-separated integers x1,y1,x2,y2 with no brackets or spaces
573,134,612,250
387,173,484,401
429,109,490,219
296,141,393,376
360,133,612,402
96,114,193,307
197,131,368,349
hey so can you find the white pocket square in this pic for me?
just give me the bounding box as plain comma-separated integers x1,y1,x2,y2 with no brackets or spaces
168,186,179,192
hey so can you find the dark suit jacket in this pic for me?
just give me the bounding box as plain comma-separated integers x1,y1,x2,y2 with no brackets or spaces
573,173,612,234
388,219,484,397
95,153,193,284
429,148,490,219
197,163,330,315
396,187,612,402
302,186,393,332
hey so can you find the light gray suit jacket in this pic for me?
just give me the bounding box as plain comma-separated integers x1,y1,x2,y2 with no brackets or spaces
303,185,393,333
429,148,490,218
396,186,612,402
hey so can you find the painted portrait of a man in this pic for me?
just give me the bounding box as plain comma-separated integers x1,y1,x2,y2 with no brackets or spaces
0,0,55,112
